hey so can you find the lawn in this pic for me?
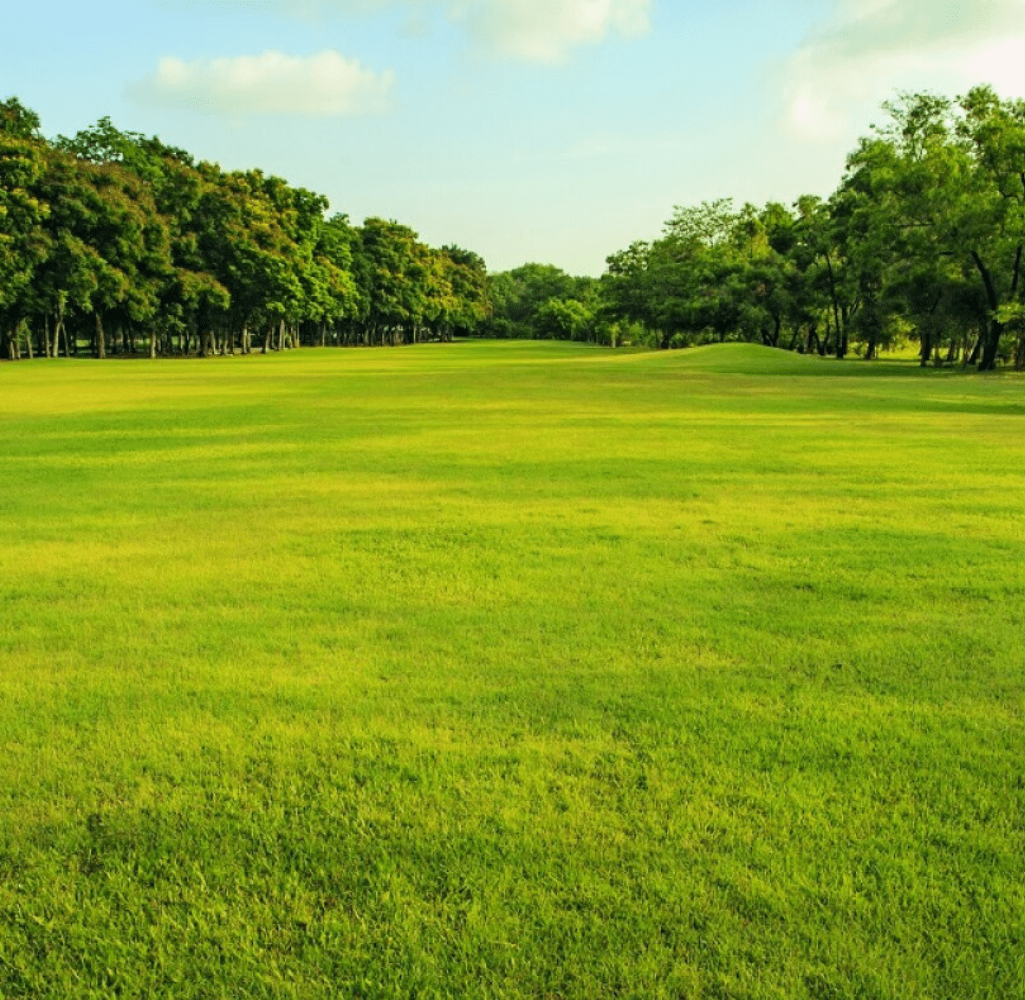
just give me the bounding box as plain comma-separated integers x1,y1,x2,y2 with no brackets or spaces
1,341,1022,999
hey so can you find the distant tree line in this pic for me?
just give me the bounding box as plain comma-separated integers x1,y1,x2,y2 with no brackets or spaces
481,264,599,342
0,98,487,361
485,86,1025,369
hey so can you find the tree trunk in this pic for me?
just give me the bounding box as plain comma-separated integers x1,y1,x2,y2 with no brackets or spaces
979,318,1004,371
919,330,932,367
55,303,68,358
971,250,1004,371
820,316,832,356
824,252,845,359
95,313,106,359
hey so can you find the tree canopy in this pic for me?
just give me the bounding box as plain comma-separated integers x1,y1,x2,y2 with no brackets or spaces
4,86,1025,369
595,86,1025,369
0,102,488,360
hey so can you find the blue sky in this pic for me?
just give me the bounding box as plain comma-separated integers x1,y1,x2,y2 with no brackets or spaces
3,0,1024,274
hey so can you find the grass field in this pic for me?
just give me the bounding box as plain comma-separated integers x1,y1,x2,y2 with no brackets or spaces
1,341,1023,999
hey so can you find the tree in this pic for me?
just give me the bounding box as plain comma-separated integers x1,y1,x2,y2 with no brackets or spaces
357,218,430,345
0,126,48,358
485,263,597,340
436,245,487,340
0,97,42,141
534,297,593,341
844,88,1025,369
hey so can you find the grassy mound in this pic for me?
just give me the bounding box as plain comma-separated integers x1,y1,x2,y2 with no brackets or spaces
645,342,977,378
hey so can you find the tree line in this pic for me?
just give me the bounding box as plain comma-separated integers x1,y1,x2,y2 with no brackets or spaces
5,86,1025,369
0,99,487,361
484,86,1025,369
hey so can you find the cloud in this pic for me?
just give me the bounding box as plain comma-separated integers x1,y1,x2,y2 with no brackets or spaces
269,0,650,61
451,0,650,62
128,50,394,116
777,0,1025,142
804,0,1024,61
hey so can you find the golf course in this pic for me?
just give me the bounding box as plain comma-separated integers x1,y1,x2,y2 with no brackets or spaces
1,340,1022,998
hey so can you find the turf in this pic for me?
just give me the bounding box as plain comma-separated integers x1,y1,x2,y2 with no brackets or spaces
0,341,1022,999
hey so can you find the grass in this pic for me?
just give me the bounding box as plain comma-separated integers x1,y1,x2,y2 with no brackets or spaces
0,341,1023,999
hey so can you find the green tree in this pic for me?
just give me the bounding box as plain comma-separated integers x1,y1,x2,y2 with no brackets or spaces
485,263,596,340
0,96,42,141
844,88,1025,369
534,297,593,341
357,218,430,345
0,122,48,358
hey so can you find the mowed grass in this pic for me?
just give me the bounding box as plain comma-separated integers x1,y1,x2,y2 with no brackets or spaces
0,341,1023,999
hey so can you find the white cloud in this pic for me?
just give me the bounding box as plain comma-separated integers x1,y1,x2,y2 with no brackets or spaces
129,50,394,116
273,0,650,61
777,0,1025,142
804,0,1023,60
451,0,650,62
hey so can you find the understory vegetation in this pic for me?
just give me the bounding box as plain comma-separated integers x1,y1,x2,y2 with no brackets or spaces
1,342,1022,998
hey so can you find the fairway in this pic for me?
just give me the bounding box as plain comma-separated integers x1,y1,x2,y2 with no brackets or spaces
1,342,1023,999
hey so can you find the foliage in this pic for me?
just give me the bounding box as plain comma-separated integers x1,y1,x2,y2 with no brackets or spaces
0,100,488,359
484,263,598,341
600,86,1025,369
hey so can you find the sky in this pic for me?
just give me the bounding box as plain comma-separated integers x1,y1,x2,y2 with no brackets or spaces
3,0,1024,275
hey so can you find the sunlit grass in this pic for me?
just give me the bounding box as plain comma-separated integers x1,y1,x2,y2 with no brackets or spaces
1,342,1023,998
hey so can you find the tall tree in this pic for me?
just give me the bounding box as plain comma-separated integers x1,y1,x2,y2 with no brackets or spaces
0,121,48,358
844,88,1025,369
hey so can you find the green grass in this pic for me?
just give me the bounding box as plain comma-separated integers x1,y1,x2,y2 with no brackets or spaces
1,341,1023,999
